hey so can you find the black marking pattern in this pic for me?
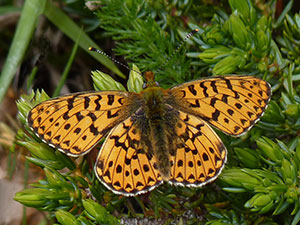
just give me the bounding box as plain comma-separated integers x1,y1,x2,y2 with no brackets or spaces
170,76,271,136
27,91,132,157
188,85,197,96
28,75,270,196
169,110,227,187
95,115,163,196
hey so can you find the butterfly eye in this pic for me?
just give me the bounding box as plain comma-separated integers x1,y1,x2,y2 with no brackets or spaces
142,83,147,89
155,81,160,86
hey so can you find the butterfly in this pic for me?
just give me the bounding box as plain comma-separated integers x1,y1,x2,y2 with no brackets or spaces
27,71,271,196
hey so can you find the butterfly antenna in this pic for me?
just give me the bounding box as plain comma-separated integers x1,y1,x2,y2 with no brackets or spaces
89,47,142,75
89,29,198,76
156,29,199,72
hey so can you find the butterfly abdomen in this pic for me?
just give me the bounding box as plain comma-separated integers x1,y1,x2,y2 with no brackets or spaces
142,88,179,180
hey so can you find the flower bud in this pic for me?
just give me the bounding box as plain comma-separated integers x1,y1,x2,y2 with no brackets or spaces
234,147,260,168
213,54,244,75
14,188,49,208
198,46,231,64
256,137,284,163
220,169,259,190
92,70,126,91
56,210,79,225
229,13,251,50
19,141,56,160
127,64,143,93
229,0,250,20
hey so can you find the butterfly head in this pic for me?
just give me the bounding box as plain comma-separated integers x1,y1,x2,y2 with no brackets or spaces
143,71,159,89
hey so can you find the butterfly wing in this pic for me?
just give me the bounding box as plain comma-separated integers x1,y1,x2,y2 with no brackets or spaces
95,114,163,196
28,91,138,156
169,76,271,136
169,110,226,186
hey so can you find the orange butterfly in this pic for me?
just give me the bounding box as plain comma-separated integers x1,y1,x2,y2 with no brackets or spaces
28,71,271,196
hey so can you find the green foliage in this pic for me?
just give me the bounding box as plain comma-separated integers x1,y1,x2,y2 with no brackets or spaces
205,205,277,225
278,12,300,65
0,0,124,102
7,0,300,224
223,137,300,218
94,0,202,86
196,0,274,75
92,65,143,92
92,70,127,91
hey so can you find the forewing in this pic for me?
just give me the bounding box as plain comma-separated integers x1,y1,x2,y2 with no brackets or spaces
95,115,163,196
28,91,135,156
170,76,271,136
169,110,226,186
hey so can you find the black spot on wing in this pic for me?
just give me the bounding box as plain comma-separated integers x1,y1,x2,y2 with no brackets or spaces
227,109,234,116
67,97,75,110
63,113,70,120
222,94,229,103
211,80,218,93
90,124,99,135
200,82,208,97
212,110,220,121
94,95,102,110
225,78,232,89
64,124,71,130
84,96,90,109
107,95,114,105
202,153,209,161
107,110,120,118
210,98,217,107
190,99,200,108
188,85,197,96
75,112,84,121
235,103,242,109
87,112,97,121
74,127,81,134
